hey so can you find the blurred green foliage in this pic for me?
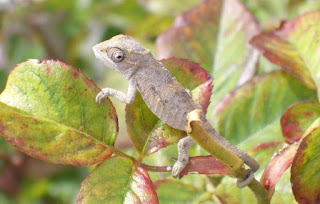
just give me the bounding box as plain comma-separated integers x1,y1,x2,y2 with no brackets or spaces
0,0,320,203
0,0,175,203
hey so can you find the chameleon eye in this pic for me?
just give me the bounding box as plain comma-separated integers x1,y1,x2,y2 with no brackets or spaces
107,47,124,63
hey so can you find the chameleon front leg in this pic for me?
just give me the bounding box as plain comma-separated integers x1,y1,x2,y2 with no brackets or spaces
96,79,137,104
172,136,195,178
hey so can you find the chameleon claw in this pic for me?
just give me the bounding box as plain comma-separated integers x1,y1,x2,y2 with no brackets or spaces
95,95,99,104
96,91,107,104
172,160,187,178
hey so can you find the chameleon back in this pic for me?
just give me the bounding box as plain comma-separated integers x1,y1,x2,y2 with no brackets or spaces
133,60,200,131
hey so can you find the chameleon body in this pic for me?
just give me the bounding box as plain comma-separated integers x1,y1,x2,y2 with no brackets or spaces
93,35,259,186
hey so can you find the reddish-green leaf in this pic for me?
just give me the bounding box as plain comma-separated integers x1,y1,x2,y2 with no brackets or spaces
215,71,317,150
261,143,298,197
281,102,320,144
0,103,113,165
77,156,158,204
142,155,231,178
291,127,320,204
160,58,212,112
179,155,232,178
0,60,118,165
251,11,320,93
156,0,260,107
126,58,211,155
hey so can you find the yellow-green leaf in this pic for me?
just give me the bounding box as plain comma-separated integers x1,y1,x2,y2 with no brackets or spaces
251,11,320,94
0,60,118,165
215,71,317,150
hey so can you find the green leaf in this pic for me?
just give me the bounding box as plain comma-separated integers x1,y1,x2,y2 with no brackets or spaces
291,127,320,204
215,71,317,151
155,180,203,204
281,102,320,144
156,0,260,107
126,58,212,155
0,60,118,165
251,11,320,93
77,156,158,204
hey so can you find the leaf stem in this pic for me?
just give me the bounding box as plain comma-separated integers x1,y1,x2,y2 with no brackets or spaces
140,164,171,172
113,148,171,172
248,178,270,204
112,148,136,161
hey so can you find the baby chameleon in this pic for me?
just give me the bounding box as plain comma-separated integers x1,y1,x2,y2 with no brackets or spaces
93,35,259,187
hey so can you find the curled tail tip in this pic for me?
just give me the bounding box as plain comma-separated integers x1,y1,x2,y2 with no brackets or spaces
237,171,255,188
249,160,260,172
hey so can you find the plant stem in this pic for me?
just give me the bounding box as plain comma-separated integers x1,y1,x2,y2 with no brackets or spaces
140,164,171,172
113,148,171,172
248,179,270,204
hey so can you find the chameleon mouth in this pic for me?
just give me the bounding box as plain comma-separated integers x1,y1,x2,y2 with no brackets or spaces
92,44,102,58
92,44,118,71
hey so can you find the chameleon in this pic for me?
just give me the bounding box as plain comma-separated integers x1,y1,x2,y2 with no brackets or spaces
93,35,259,187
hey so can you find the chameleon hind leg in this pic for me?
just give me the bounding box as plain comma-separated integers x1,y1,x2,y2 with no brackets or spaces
172,135,254,188
172,136,195,178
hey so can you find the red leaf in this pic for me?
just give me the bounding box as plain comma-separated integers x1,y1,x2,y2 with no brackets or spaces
260,143,298,197
281,102,320,144
179,155,232,178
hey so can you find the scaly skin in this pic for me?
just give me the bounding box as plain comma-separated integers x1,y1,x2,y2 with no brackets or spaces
93,35,259,187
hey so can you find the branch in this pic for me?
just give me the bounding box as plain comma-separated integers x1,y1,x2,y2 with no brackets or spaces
140,164,171,172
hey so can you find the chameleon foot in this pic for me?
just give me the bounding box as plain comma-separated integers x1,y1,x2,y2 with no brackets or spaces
236,170,254,188
96,88,110,104
172,136,195,178
172,160,188,178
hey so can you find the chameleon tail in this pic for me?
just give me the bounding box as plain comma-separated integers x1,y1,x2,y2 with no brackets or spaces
202,120,260,172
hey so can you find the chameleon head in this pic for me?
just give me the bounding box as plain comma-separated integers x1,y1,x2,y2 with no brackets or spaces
93,34,151,79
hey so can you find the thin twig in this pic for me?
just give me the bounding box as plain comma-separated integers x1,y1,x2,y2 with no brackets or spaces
140,164,171,172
